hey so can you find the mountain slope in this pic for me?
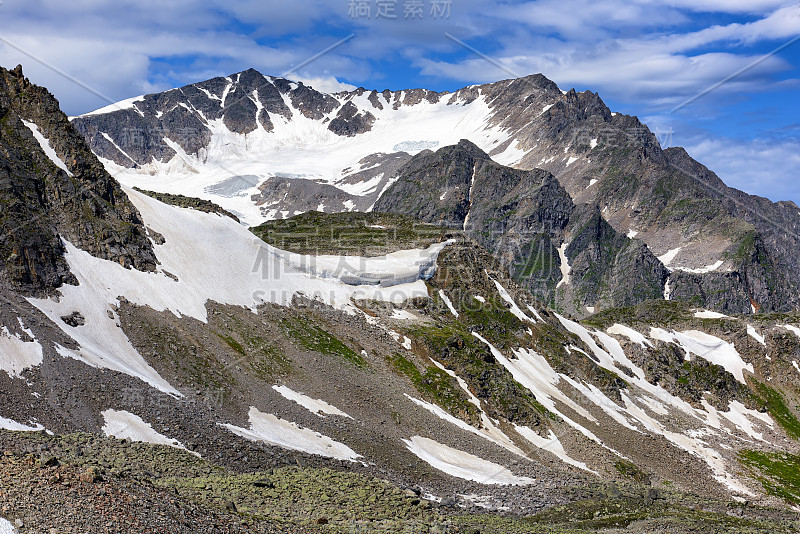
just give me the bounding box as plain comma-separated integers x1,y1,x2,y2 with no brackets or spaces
0,65,155,296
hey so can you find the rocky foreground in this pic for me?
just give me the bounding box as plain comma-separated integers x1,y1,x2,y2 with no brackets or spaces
1,430,797,533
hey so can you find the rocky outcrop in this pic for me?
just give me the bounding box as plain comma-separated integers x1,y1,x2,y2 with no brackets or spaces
476,76,799,314
0,65,156,295
251,152,413,218
252,177,363,218
374,140,667,316
328,101,376,136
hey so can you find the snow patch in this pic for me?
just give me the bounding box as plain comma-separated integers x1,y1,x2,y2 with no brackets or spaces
22,120,73,176
425,358,527,457
0,325,43,378
472,333,604,444
402,436,534,485
694,310,730,319
492,280,535,323
390,308,418,320
439,290,459,317
674,260,724,274
389,330,414,350
746,325,766,346
222,407,361,462
556,243,571,289
81,95,145,117
0,518,17,534
620,393,753,495
649,329,753,383
102,409,198,456
657,247,682,266
607,324,652,348
527,305,545,323
514,425,595,473
780,324,800,339
272,385,352,418
0,416,44,432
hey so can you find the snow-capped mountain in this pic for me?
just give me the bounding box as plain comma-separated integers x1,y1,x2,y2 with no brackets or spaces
3,64,800,531
72,68,800,317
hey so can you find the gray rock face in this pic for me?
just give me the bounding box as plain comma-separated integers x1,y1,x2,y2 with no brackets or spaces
472,77,799,314
374,140,667,315
0,65,156,296
70,68,348,168
252,152,413,218
328,102,376,136
252,177,361,218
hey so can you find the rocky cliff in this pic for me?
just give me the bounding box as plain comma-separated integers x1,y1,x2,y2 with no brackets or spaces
0,65,155,295
373,140,667,316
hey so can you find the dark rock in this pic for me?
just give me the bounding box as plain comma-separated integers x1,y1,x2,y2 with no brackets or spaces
0,65,157,296
374,140,666,316
60,312,85,327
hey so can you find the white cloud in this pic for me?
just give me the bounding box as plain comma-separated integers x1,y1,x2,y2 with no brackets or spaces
684,137,800,204
418,3,800,108
291,75,358,93
652,0,796,14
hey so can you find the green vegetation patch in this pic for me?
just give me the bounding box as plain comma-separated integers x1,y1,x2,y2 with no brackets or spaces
582,300,694,330
164,466,437,529
133,187,240,221
406,322,550,426
614,459,651,485
281,314,366,368
751,381,800,440
525,494,780,533
740,450,800,505
388,352,479,425
251,211,454,256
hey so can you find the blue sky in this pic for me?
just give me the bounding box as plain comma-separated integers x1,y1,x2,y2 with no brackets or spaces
1,0,798,204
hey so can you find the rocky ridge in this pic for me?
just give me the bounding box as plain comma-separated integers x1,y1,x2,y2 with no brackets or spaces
0,65,155,295
373,140,667,316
